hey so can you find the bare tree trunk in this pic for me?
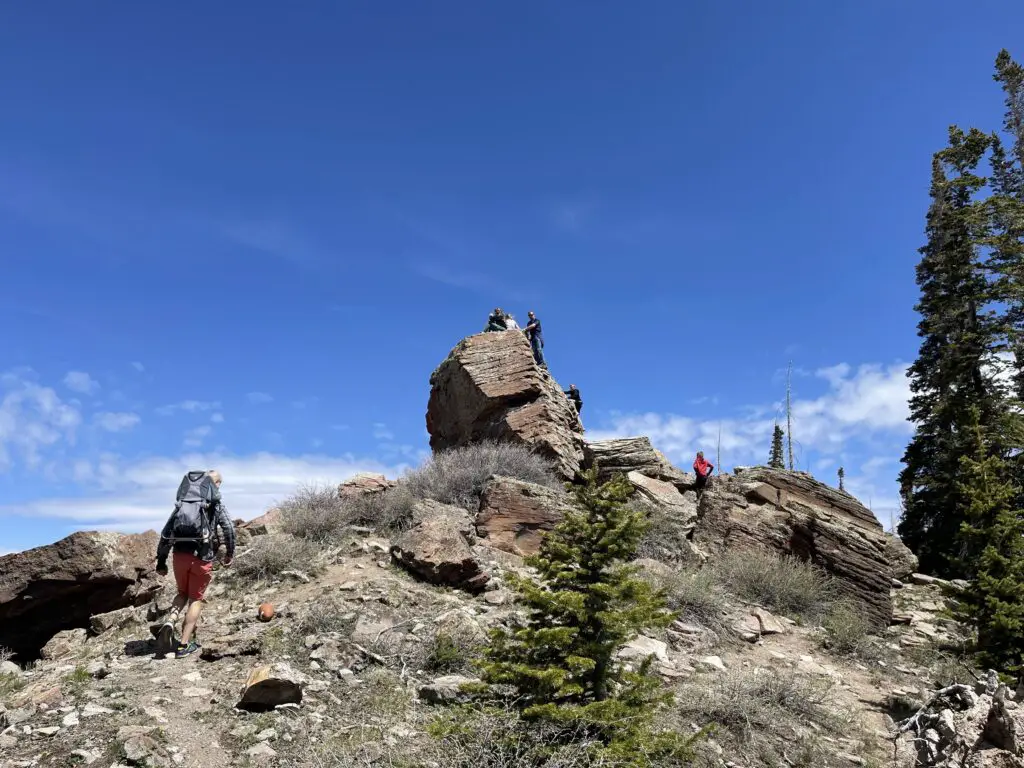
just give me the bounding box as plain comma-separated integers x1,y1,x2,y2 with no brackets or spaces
786,361,795,471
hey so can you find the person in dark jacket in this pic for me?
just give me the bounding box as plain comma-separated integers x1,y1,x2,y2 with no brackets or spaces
485,307,507,332
155,470,235,658
564,384,582,414
523,311,545,367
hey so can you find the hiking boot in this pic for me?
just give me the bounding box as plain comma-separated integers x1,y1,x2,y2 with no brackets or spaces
175,640,201,659
155,623,176,655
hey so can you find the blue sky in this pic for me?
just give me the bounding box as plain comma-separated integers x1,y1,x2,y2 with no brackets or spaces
1,1,1020,552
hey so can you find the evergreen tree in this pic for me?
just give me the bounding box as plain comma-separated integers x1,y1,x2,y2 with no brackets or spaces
477,470,696,765
954,408,1024,672
768,424,785,470
837,466,846,493
898,126,1001,577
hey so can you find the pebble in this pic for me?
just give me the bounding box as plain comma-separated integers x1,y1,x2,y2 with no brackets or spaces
182,687,214,698
35,726,61,736
247,743,278,758
62,711,80,727
256,728,278,741
71,750,101,765
183,671,204,683
81,703,114,717
697,656,727,672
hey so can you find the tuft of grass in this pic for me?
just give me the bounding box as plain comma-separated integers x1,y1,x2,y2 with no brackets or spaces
709,548,839,623
298,598,357,637
642,565,729,637
63,665,92,698
821,600,874,656
232,534,323,583
675,667,841,766
423,632,480,675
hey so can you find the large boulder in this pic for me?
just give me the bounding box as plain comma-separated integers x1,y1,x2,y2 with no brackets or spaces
0,531,160,659
476,476,573,556
391,500,489,592
627,471,698,533
693,467,910,628
338,473,394,499
426,332,585,480
584,437,692,486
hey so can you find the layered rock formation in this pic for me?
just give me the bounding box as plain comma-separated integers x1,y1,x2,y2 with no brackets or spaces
693,466,915,628
426,332,584,480
0,531,161,659
390,500,489,592
476,475,574,556
584,436,692,485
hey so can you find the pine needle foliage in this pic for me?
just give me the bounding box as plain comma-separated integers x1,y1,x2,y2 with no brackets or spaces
954,409,1024,673
768,425,785,470
477,470,699,766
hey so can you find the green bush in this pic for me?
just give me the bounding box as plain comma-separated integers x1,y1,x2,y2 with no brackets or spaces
710,548,839,622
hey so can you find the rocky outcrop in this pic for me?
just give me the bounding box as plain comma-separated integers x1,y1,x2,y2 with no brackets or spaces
338,473,394,499
893,672,1024,767
0,531,161,659
693,467,912,628
426,332,584,480
584,437,692,485
243,508,283,536
390,500,488,592
476,476,573,556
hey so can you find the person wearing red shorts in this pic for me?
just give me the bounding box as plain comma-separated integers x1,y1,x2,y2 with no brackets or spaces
155,470,236,658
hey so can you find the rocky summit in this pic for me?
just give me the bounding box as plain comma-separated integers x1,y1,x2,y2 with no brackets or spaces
0,333,996,768
426,331,585,480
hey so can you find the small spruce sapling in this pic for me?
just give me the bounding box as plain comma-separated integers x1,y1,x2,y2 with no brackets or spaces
477,469,699,765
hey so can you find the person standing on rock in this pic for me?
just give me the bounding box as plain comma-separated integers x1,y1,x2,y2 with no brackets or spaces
693,451,714,495
564,384,582,415
503,311,520,330
485,307,507,332
523,311,545,368
155,469,235,659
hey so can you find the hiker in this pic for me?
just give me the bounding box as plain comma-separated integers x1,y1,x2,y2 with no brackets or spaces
503,312,520,330
523,310,545,367
485,307,507,332
154,469,236,659
564,384,582,414
693,451,714,494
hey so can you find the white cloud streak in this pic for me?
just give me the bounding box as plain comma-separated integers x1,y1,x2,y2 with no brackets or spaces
63,371,99,395
93,412,141,432
155,400,221,416
0,371,82,470
2,452,407,534
247,392,273,405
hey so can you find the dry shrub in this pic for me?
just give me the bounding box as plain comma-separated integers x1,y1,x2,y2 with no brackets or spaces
404,442,560,511
298,598,358,637
821,600,874,656
709,548,839,623
280,484,350,543
636,505,699,566
232,534,322,583
644,565,729,636
675,667,840,766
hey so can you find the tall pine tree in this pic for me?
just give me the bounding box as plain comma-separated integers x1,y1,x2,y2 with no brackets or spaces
898,126,1001,577
768,424,785,469
954,407,1024,672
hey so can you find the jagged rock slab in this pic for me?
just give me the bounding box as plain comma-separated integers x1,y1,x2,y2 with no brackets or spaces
238,663,307,711
338,473,394,498
243,509,283,536
0,531,160,659
426,332,584,480
391,500,489,592
627,471,697,531
584,437,692,485
476,476,572,556
693,467,908,628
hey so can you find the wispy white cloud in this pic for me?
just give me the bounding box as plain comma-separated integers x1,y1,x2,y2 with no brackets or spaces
93,412,141,432
130,362,145,373
210,413,225,423
221,220,333,267
183,425,212,448
0,370,82,471
1,452,406,534
247,392,274,405
373,422,395,441
156,400,221,416
63,371,99,395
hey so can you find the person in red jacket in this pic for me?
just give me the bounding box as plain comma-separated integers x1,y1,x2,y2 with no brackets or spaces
693,451,714,493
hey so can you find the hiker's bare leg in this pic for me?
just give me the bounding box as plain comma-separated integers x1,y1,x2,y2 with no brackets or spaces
180,599,204,644
169,593,187,620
